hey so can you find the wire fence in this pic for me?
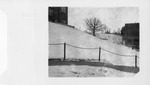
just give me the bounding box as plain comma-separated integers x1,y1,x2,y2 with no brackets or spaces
48,43,64,45
49,42,139,67
101,48,135,57
66,43,99,49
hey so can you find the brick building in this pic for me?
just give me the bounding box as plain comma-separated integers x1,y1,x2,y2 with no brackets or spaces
121,23,139,49
48,7,68,24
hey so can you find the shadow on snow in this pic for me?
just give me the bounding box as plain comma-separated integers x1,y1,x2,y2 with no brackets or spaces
48,59,139,73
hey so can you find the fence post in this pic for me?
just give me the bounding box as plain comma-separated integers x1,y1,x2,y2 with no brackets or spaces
99,47,101,61
64,42,66,60
135,55,137,68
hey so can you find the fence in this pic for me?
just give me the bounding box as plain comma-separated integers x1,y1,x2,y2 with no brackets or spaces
49,42,139,67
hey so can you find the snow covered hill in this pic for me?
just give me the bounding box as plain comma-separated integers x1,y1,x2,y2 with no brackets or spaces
49,22,139,67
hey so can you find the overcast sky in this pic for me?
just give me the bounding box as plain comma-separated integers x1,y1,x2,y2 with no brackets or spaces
68,7,139,32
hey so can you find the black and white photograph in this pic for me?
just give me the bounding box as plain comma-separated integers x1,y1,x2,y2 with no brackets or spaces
48,7,139,77
1,0,150,85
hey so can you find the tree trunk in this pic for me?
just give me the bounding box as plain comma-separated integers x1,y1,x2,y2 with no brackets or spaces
93,29,96,36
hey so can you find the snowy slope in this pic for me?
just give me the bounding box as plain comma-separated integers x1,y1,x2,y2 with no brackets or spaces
48,22,139,67
96,33,123,44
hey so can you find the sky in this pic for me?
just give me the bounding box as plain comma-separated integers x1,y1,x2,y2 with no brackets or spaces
68,7,139,32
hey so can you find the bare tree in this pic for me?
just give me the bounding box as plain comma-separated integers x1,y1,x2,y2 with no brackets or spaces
105,28,111,34
101,24,107,33
84,17,104,36
117,28,121,35
113,28,121,35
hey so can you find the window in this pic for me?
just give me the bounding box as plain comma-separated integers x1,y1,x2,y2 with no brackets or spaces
49,8,53,16
134,39,139,42
61,7,66,13
61,20,66,24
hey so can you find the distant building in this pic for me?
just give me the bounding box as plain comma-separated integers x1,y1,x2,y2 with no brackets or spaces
48,7,68,25
121,23,139,49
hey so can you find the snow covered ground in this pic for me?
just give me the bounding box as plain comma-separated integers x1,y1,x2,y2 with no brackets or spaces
48,22,139,77
49,65,136,77
96,33,123,44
